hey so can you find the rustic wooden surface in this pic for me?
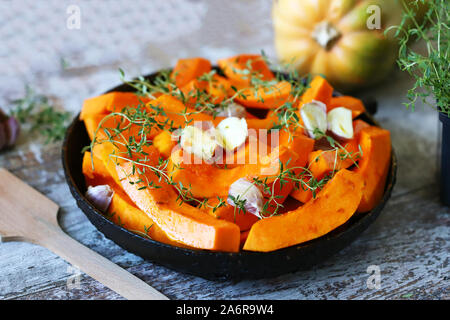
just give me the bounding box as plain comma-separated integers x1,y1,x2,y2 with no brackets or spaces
0,1,448,300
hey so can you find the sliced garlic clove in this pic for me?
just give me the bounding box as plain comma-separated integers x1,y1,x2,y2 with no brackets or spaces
215,102,246,118
180,123,217,161
227,178,264,218
85,185,114,212
327,107,354,139
215,117,248,151
300,100,327,139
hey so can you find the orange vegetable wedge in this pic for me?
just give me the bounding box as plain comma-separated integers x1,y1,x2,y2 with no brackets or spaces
235,81,292,109
153,130,176,158
167,145,299,199
117,161,240,252
218,54,274,88
82,152,185,247
83,112,153,142
171,57,212,88
354,126,391,213
181,74,232,105
147,94,213,132
243,169,364,252
90,129,161,187
289,178,316,204
329,96,366,119
80,92,150,120
308,149,356,180
299,75,333,107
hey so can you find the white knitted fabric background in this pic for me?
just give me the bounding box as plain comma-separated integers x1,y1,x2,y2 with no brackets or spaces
0,0,275,112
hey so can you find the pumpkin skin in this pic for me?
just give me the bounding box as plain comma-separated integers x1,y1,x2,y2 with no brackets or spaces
272,0,425,92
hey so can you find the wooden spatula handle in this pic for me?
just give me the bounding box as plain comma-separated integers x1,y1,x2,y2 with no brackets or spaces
37,224,168,300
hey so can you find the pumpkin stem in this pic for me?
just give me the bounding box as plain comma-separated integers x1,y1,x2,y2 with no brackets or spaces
312,21,341,50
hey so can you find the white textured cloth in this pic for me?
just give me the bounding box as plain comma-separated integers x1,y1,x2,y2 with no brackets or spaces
0,0,274,112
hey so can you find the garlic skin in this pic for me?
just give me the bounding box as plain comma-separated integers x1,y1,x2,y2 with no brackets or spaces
215,117,248,151
85,185,114,212
227,178,264,218
215,102,246,118
180,123,217,161
0,123,6,150
4,116,20,147
327,107,354,139
0,109,20,150
300,100,327,139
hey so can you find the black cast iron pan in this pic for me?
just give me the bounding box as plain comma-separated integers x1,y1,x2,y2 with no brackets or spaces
62,69,396,280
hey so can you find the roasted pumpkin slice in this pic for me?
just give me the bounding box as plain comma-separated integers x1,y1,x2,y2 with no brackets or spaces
235,81,292,109
117,162,240,252
171,57,212,88
354,126,391,213
82,152,185,247
299,75,334,107
218,54,274,88
328,96,366,119
243,169,364,252
80,92,150,120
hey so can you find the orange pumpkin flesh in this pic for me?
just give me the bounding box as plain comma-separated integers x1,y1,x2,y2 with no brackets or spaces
82,152,186,248
354,126,391,213
243,169,364,252
117,162,240,252
80,92,150,120
171,57,212,88
217,54,274,88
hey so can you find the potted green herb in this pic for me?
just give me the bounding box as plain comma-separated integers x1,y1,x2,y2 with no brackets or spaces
389,0,449,205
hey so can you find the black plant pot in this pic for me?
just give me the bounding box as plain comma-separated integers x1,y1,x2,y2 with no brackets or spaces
439,112,450,206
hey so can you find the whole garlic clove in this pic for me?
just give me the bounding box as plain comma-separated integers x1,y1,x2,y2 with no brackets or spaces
85,185,114,212
180,123,217,161
215,117,248,151
327,107,354,139
0,123,6,151
215,102,247,118
4,116,20,147
227,178,264,218
0,108,20,150
300,100,327,139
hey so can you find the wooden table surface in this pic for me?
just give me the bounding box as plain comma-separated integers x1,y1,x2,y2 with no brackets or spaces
0,1,448,300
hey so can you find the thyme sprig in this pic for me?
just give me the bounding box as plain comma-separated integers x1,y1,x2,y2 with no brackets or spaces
387,0,449,115
10,86,71,143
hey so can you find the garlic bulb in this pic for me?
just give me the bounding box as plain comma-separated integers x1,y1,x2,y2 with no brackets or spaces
215,102,247,118
327,107,354,139
227,178,264,218
85,185,114,212
300,100,327,139
215,117,248,151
